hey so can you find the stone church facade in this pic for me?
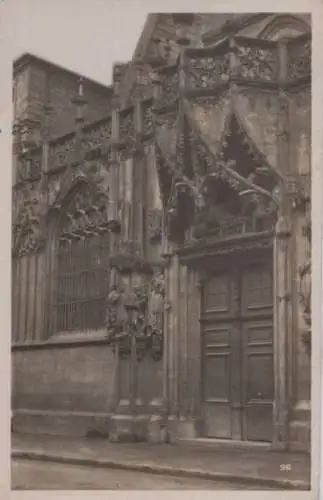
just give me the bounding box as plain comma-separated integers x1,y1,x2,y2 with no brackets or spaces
11,13,311,452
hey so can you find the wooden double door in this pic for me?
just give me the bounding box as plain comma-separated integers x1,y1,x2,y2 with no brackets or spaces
201,256,274,442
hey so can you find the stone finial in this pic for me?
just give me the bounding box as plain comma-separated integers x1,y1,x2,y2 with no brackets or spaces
172,13,195,47
12,119,21,152
113,62,130,95
71,77,87,127
42,102,53,142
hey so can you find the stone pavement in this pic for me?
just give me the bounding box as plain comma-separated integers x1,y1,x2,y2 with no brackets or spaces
11,433,310,490
12,458,277,490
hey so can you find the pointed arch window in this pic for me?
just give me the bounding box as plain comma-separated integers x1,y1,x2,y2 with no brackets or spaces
52,184,111,335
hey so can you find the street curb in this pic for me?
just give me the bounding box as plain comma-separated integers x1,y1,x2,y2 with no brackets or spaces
12,449,310,490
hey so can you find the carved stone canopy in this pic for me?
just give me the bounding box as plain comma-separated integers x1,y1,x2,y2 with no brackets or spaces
58,184,112,242
161,113,279,242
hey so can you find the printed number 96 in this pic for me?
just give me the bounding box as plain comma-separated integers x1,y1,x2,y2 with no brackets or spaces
280,464,292,472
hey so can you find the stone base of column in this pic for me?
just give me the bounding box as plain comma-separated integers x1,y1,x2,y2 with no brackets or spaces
167,416,200,443
108,414,150,442
289,401,311,453
147,415,168,443
109,413,169,443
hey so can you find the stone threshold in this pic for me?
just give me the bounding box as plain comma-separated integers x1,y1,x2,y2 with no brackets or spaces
176,437,273,451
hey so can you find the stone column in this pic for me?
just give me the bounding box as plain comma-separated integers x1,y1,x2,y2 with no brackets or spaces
12,120,21,186
34,251,46,341
109,94,120,218
17,255,29,342
162,256,171,415
177,265,202,439
272,43,296,449
290,101,311,452
167,253,180,439
273,216,293,449
109,96,121,258
178,263,189,419
133,98,146,256
12,257,21,343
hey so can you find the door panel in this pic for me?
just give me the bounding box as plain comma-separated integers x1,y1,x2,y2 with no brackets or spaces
204,352,231,401
202,322,236,438
203,271,235,321
241,263,274,442
245,405,273,442
202,269,242,439
201,257,274,442
242,322,274,442
241,262,273,317
203,351,232,438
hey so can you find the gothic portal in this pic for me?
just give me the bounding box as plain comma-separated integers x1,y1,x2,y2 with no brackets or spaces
12,13,311,451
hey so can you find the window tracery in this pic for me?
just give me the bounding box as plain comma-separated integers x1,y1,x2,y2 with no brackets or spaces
52,184,111,334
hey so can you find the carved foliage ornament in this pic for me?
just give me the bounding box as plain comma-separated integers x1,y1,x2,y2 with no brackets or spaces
109,241,152,275
50,135,77,171
160,69,179,107
186,52,230,88
234,43,278,81
12,182,47,256
18,149,42,182
49,119,112,171
287,38,311,80
59,186,111,242
143,103,154,136
49,159,112,210
120,109,134,143
82,119,112,154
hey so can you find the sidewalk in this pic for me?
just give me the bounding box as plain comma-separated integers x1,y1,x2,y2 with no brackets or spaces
11,433,310,490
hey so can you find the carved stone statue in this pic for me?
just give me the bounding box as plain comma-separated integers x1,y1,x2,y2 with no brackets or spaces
130,283,149,333
299,259,311,327
149,271,165,331
148,271,165,360
105,285,124,341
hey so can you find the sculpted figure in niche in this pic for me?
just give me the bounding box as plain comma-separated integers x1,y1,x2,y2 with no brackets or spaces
148,271,165,360
129,283,148,335
105,285,124,342
149,271,165,333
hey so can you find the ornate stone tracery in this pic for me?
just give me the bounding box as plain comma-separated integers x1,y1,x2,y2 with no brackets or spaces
287,35,311,81
159,66,179,107
59,187,110,241
50,135,77,171
83,119,112,153
234,41,278,81
186,51,230,88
